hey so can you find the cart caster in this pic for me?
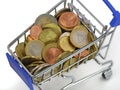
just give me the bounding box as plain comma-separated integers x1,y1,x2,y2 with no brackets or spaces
102,69,112,80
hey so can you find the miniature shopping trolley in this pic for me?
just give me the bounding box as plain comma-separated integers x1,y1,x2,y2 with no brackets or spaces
6,0,120,90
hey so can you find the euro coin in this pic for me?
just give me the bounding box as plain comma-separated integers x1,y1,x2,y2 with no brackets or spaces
59,32,71,39
26,60,45,71
58,12,79,31
30,25,42,40
38,29,58,44
25,40,44,59
42,43,62,65
15,42,26,59
54,51,71,74
35,14,58,27
59,36,75,52
56,51,71,62
26,35,34,42
25,35,33,45
33,63,50,82
63,58,77,71
58,22,74,31
21,56,40,66
70,25,89,48
26,63,40,72
54,8,71,20
34,77,42,83
33,63,50,75
31,60,45,64
70,58,78,69
88,32,98,59
42,23,62,37
30,64,41,74
74,49,89,59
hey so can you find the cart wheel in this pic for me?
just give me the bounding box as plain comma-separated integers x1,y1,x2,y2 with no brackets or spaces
102,69,112,80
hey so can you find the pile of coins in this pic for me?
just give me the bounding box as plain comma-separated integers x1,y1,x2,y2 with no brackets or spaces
15,8,98,76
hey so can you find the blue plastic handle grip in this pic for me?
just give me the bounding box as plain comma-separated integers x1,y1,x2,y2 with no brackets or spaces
103,0,116,14
103,0,120,27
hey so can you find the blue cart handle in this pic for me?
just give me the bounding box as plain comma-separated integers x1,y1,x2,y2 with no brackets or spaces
103,0,120,27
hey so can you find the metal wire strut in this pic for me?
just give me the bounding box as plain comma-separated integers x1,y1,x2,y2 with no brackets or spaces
61,59,113,90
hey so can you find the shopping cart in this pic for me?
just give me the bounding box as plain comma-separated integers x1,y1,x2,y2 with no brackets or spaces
6,0,120,90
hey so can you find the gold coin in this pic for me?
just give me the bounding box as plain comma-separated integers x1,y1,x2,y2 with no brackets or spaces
26,60,45,71
27,63,38,67
33,63,50,75
26,63,39,72
24,35,33,45
15,42,26,59
54,51,71,74
88,32,98,59
88,31,95,42
35,14,58,27
70,25,89,48
59,32,71,39
42,23,62,37
31,60,45,64
63,58,77,71
27,63,39,68
59,36,75,52
21,56,40,66
42,43,63,65
30,64,41,74
70,58,78,69
38,29,58,44
56,51,71,62
31,63,50,75
26,35,34,43
33,63,50,82
34,77,42,83
25,40,44,59
54,51,73,73
27,66,37,72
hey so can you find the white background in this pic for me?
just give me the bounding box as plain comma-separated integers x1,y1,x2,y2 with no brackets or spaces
0,0,120,90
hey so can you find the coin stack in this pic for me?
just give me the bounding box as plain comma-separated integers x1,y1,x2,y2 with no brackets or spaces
15,8,98,81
